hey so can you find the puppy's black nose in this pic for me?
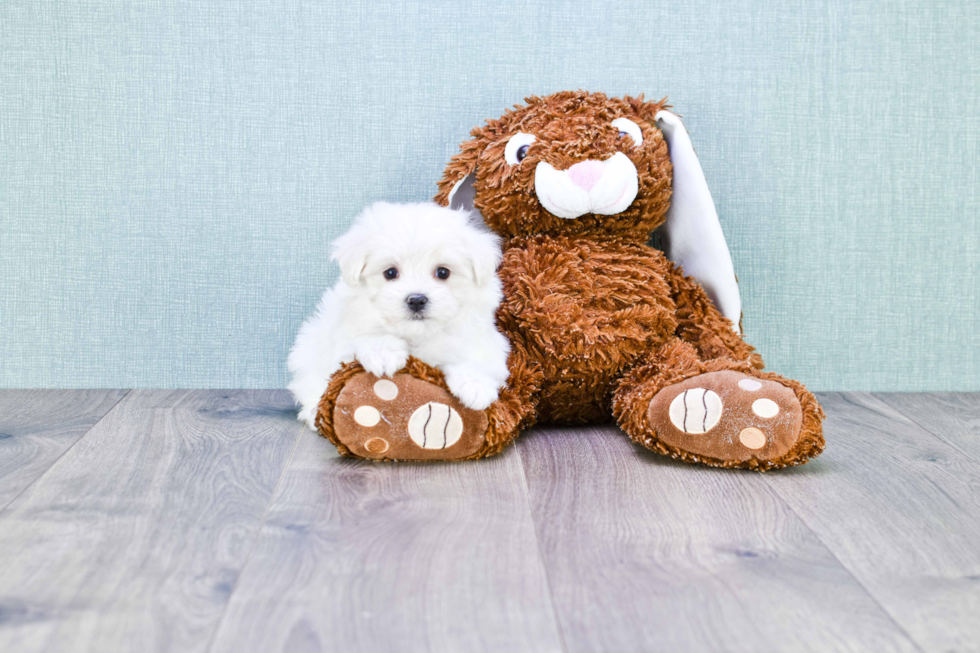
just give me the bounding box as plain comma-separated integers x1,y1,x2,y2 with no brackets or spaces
406,294,428,312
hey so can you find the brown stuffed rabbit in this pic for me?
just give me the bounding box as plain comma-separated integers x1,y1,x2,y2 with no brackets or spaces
316,91,824,470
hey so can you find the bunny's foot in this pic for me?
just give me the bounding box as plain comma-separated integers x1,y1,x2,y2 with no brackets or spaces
315,357,535,461
614,341,824,470
317,365,487,461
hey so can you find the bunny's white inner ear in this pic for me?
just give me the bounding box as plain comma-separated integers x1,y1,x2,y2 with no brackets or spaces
448,172,477,211
655,110,742,334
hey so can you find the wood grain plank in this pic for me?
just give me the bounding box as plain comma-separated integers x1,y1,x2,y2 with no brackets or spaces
0,390,128,508
208,428,564,653
0,390,302,653
518,424,919,653
876,392,980,463
764,392,980,652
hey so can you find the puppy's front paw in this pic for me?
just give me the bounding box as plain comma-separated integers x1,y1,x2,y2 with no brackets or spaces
355,337,409,377
445,371,501,411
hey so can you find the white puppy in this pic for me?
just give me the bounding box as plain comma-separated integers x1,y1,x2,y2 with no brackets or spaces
288,202,511,427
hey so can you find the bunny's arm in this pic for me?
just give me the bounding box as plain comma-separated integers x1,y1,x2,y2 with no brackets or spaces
659,256,762,368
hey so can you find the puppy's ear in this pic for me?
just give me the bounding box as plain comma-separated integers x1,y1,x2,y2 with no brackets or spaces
654,110,742,333
460,217,502,286
330,225,370,287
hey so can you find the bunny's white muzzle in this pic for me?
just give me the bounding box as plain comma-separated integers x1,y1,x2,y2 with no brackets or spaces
534,152,639,220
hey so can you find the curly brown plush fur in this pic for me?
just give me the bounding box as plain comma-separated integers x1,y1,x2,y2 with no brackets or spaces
318,90,824,470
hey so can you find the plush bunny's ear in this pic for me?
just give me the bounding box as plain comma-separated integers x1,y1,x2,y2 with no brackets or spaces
447,171,477,212
438,131,486,215
654,110,742,333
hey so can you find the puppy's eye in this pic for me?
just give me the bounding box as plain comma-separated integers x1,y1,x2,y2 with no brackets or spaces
434,267,451,280
383,267,399,280
504,132,536,165
611,118,643,147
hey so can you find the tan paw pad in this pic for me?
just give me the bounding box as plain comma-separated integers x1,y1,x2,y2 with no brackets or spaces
738,378,763,391
407,402,463,449
668,388,723,434
739,427,767,450
353,405,381,427
331,372,489,461
373,379,399,400
752,398,780,418
648,370,804,463
364,437,389,454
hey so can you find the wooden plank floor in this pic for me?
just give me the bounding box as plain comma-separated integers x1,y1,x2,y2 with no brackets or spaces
0,391,977,653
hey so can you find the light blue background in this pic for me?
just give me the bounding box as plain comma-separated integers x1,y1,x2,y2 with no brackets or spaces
2,0,977,390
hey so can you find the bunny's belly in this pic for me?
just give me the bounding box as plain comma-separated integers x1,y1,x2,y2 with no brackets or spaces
497,235,678,424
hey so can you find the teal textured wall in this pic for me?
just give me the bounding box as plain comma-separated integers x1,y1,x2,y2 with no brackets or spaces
1,0,977,390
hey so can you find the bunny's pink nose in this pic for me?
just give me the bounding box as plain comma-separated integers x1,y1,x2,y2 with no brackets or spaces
566,160,604,192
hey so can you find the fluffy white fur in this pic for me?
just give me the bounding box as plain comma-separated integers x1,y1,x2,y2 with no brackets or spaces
288,202,511,427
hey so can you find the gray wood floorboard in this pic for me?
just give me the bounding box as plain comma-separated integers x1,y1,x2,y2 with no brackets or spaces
2,391,977,652
207,428,564,653
0,390,303,653
763,392,980,653
876,392,980,464
0,390,129,509
516,424,919,653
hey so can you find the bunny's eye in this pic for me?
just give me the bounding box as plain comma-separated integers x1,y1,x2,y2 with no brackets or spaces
505,132,536,165
611,118,643,147
383,267,399,280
